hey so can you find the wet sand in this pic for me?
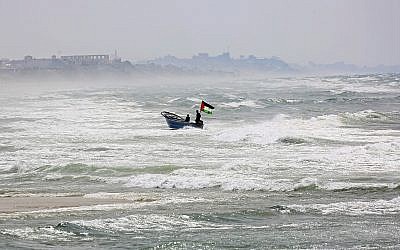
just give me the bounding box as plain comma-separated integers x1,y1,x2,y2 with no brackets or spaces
0,196,130,213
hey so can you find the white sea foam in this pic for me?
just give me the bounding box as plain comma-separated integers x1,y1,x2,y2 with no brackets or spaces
261,75,400,94
340,110,400,124
313,141,400,172
186,97,202,103
167,97,181,103
123,168,400,192
69,213,270,233
213,112,400,145
286,196,400,216
338,83,400,94
124,167,294,191
220,100,261,108
0,226,91,242
213,114,343,144
3,212,267,241
72,214,214,232
321,182,399,191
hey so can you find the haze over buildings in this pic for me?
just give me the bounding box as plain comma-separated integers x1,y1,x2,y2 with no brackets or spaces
1,52,399,80
1,0,399,67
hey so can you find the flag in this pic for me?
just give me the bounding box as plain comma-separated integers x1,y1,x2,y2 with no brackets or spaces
200,100,214,114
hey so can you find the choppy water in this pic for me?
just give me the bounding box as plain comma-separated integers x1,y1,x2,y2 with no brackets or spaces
0,74,399,249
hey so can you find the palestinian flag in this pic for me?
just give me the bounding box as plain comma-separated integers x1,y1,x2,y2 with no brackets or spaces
200,100,214,114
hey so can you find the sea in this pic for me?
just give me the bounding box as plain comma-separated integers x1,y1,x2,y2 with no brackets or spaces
0,74,399,249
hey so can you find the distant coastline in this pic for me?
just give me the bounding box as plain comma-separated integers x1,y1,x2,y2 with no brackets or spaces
1,52,399,81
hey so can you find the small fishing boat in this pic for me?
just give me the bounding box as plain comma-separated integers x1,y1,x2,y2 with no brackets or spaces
161,111,203,129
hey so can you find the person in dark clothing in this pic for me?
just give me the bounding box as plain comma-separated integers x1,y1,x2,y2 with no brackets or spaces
185,114,190,122
195,110,202,124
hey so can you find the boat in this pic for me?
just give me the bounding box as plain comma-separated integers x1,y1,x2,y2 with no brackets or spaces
161,111,203,129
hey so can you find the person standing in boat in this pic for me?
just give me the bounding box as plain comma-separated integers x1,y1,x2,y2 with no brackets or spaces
185,114,190,122
195,110,202,125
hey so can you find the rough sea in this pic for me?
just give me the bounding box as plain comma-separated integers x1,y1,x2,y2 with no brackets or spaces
0,74,399,249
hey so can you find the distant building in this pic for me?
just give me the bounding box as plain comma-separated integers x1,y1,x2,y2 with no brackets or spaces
147,52,292,73
60,55,110,65
1,54,112,71
0,58,11,70
216,52,231,61
193,53,209,59
24,55,33,61
248,55,257,60
9,55,63,70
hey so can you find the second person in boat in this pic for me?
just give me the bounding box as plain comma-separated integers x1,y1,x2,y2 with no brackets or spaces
195,110,203,125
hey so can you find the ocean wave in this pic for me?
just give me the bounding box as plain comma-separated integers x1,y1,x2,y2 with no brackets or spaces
43,173,108,183
68,214,213,232
320,74,400,94
33,195,399,240
0,126,25,133
58,212,270,236
277,136,308,144
36,163,100,174
1,226,89,242
0,163,188,183
312,141,400,169
83,147,113,152
55,222,96,237
220,100,261,108
123,169,287,190
274,196,400,216
167,97,181,103
0,145,20,152
290,180,400,193
213,111,400,146
260,98,303,104
189,210,275,223
9,164,184,185
4,203,144,218
0,117,41,123
297,181,400,193
213,113,344,145
339,82,400,94
123,170,400,193
322,95,386,105
186,97,202,103
339,110,400,125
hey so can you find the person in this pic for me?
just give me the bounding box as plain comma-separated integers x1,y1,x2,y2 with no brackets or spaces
185,114,190,122
195,110,202,124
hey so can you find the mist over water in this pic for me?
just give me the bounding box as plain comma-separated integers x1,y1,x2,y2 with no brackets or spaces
1,74,400,249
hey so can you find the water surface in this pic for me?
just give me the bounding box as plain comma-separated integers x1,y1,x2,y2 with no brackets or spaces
1,74,399,249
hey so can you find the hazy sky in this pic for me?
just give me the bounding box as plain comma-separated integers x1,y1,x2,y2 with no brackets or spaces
1,0,399,66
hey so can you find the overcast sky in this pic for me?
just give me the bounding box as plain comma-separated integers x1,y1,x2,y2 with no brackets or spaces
1,0,399,66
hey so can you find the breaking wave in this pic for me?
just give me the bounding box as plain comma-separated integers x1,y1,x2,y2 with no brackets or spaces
339,110,400,125
273,196,400,216
260,98,303,104
123,170,400,193
213,111,400,145
0,145,20,152
0,163,184,185
220,100,261,108
277,136,308,144
214,113,347,145
1,226,89,242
